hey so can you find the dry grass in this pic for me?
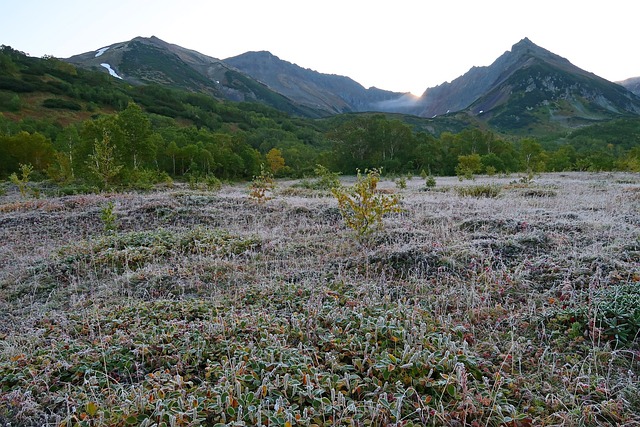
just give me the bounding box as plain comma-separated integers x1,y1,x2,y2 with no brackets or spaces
0,172,639,426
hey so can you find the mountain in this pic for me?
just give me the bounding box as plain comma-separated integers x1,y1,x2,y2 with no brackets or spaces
63,36,640,134
66,36,322,117
618,77,640,97
224,51,412,114
410,38,640,132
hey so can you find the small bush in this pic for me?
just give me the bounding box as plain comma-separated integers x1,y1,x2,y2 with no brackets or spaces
425,175,437,189
126,168,172,191
314,164,341,189
293,165,341,191
332,168,402,237
9,163,39,199
100,201,118,233
205,174,222,191
455,184,502,198
249,165,275,203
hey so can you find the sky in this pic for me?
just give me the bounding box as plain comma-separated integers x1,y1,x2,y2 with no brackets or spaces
2,0,638,96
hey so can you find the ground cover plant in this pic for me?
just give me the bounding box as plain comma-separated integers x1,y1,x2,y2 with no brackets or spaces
0,172,639,426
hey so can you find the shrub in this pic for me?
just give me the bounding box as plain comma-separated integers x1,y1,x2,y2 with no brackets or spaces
248,165,275,203
293,164,341,191
455,184,502,198
126,168,173,191
205,174,222,191
9,163,39,198
425,175,436,189
313,164,341,190
332,168,402,238
456,154,482,180
0,93,21,111
100,201,118,233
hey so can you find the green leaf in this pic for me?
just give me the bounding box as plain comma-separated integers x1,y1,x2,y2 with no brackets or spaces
86,401,98,417
446,384,457,398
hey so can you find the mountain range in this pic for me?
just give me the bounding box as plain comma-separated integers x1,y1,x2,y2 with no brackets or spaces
66,36,640,133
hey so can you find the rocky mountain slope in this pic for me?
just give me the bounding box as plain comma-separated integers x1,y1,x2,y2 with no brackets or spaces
66,36,322,117
224,51,412,114
618,77,640,97
65,36,640,132
408,38,640,131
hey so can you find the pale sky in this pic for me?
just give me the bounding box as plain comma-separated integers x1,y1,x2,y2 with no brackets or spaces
2,0,638,95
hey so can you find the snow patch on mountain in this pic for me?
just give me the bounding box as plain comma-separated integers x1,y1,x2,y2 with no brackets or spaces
95,47,110,58
100,63,123,79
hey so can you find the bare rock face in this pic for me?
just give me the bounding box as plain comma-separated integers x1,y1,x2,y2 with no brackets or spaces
224,50,410,114
618,77,640,97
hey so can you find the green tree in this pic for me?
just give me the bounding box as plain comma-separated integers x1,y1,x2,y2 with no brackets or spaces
87,130,123,191
77,115,124,178
520,138,548,173
266,147,285,175
117,102,154,170
0,131,55,176
412,132,442,175
480,153,505,174
456,153,482,180
53,126,80,180
547,145,576,171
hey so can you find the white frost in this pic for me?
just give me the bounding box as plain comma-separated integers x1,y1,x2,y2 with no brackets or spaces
95,47,110,57
100,63,123,79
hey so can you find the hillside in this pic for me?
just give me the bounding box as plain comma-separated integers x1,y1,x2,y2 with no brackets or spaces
619,76,640,97
66,36,323,118
225,51,412,114
62,36,640,135
409,38,640,134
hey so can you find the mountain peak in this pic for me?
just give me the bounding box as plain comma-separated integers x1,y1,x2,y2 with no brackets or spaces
512,37,535,49
505,36,576,73
510,37,551,57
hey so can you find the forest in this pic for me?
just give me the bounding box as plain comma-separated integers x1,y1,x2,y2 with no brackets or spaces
1,44,640,192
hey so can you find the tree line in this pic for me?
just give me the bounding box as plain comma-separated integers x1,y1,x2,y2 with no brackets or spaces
2,109,639,188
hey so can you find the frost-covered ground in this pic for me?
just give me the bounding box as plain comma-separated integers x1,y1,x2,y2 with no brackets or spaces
0,172,638,426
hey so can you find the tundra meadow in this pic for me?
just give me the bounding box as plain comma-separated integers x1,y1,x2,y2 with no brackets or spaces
0,172,639,426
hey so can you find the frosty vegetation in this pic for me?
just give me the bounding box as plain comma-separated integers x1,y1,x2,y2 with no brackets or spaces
0,172,639,426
